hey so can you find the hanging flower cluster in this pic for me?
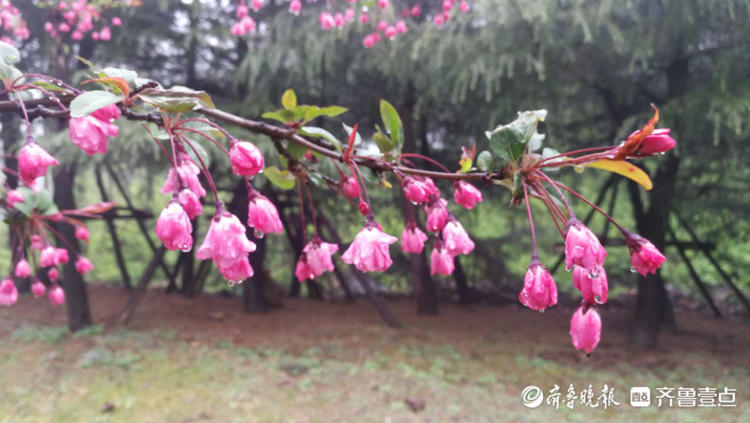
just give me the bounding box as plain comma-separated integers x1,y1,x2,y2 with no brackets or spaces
41,0,130,42
0,1,29,45
0,47,674,353
229,0,472,48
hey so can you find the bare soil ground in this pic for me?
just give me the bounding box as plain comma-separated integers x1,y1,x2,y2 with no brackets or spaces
0,284,748,422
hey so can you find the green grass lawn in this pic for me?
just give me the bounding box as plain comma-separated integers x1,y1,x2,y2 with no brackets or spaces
0,288,747,422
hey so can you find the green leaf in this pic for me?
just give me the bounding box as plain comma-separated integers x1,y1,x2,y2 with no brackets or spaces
138,86,215,113
263,166,296,190
281,89,297,110
101,67,138,86
485,109,547,163
12,187,58,216
184,137,211,168
32,81,69,92
476,151,493,172
373,131,395,154
70,90,124,118
287,141,307,160
379,100,404,152
300,126,343,152
262,109,295,124
0,41,20,64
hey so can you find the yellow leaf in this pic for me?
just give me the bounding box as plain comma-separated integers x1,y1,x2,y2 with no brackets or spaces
82,77,130,97
586,159,653,191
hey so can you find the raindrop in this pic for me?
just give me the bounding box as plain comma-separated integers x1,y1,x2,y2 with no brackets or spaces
630,267,637,273
588,268,600,279
565,267,572,272
594,295,603,304
254,229,264,239
538,309,545,314
410,201,418,206
227,280,236,287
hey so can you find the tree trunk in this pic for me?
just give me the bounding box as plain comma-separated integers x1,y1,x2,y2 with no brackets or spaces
630,154,679,347
53,164,92,331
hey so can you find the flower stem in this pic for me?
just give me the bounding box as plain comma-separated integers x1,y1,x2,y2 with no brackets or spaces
521,181,539,260
551,180,629,235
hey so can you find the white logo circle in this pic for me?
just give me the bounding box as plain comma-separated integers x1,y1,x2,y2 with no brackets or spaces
521,385,544,408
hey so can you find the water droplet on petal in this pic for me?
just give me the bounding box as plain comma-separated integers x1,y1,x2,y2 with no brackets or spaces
630,267,637,273
588,268,600,279
538,309,545,314
254,229,264,239
227,280,236,287
594,295,603,304
410,201,418,206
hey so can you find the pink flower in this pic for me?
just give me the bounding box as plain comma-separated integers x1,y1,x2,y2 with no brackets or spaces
48,268,59,282
334,13,345,28
49,284,65,306
247,193,283,235
30,235,45,250
378,0,389,9
0,278,19,306
573,265,608,304
289,0,301,14
453,181,482,209
230,141,264,177
443,0,453,13
197,212,256,281
18,143,59,186
564,220,607,272
251,0,264,12
112,16,122,26
404,177,437,204
359,12,370,24
401,223,428,254
638,128,676,156
430,245,454,275
411,5,422,17
31,280,46,298
434,14,445,25
75,256,93,274
626,234,667,276
155,202,193,252
40,246,68,267
570,305,601,354
177,189,203,220
341,176,361,198
384,25,398,39
377,21,388,32
341,222,398,272
237,3,249,18
99,26,111,41
395,20,407,33
75,225,89,242
161,154,206,198
14,259,31,278
442,220,474,255
68,104,120,156
319,12,334,30
425,199,448,232
6,189,24,207
518,262,557,311
295,237,339,281
459,1,470,12
363,33,378,48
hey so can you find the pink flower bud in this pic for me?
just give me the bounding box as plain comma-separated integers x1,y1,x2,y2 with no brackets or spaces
99,26,111,41
564,219,607,272
411,5,422,17
400,223,428,254
230,141,264,177
18,143,59,186
177,189,203,220
362,33,377,48
251,0,264,12
49,284,65,306
638,128,676,156
518,262,557,311
404,177,437,204
319,12,334,30
56,248,69,264
155,202,193,252
289,0,301,14
572,265,608,304
48,268,59,282
359,12,370,24
377,21,388,32
341,223,398,272
30,235,45,250
161,154,206,198
112,17,122,26
236,3,249,19
334,13,345,28
341,176,360,198
6,189,24,207
197,212,256,282
247,193,283,235
459,1,470,12
626,234,667,276
434,14,445,25
441,220,474,255
430,245,454,275
295,237,339,281
358,200,371,216
453,181,482,209
75,225,89,242
425,200,448,232
75,256,93,274
14,259,31,278
378,0,389,9
31,280,46,298
0,278,19,306
68,104,120,156
344,8,354,22
384,25,398,39
570,305,601,354
395,20,407,33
